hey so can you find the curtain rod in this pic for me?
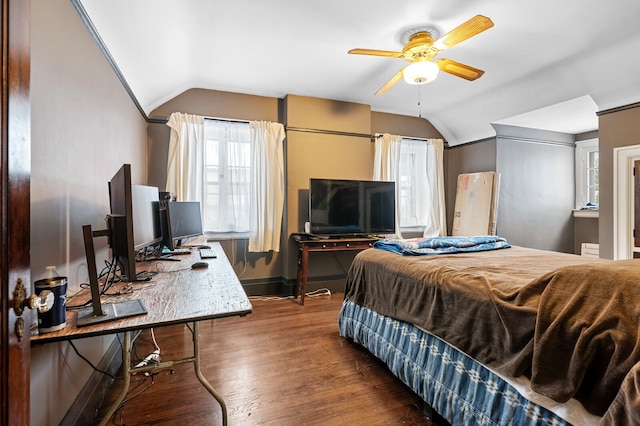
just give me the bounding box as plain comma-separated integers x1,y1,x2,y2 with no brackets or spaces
375,134,432,143
147,114,251,125
147,117,376,141
286,126,374,141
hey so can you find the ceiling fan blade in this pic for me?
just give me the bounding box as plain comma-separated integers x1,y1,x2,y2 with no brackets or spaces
433,15,494,51
348,48,403,58
375,68,406,95
436,58,485,81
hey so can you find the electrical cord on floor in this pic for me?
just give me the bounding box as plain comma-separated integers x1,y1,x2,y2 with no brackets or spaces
307,288,332,297
248,288,332,301
112,374,158,426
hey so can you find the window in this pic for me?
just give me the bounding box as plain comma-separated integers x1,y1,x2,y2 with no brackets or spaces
203,119,251,233
575,139,599,209
397,138,426,228
373,135,445,237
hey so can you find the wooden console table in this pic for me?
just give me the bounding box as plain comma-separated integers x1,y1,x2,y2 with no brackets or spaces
291,234,377,305
31,242,251,426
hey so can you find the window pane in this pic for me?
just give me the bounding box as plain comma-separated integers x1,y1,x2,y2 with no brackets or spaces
203,120,251,232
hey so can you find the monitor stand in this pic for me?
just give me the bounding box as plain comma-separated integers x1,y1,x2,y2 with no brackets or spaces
78,224,148,328
77,299,147,327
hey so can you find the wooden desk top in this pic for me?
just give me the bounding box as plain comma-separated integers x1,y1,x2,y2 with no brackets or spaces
31,242,252,344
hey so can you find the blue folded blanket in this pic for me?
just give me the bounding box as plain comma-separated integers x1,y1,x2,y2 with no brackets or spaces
373,235,511,255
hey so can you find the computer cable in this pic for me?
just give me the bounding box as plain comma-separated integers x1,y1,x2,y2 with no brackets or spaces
67,340,116,379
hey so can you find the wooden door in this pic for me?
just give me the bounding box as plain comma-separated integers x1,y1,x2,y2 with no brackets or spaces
1,0,31,424
635,160,640,258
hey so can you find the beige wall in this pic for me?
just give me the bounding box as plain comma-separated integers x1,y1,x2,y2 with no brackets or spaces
31,0,148,424
147,89,283,290
371,111,442,138
148,88,279,189
147,92,443,291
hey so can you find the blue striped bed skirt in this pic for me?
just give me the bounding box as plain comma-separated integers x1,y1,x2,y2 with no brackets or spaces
338,299,571,426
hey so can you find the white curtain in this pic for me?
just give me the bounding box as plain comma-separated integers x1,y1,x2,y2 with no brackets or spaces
422,138,446,237
165,112,205,202
373,133,403,237
248,121,285,252
373,134,446,238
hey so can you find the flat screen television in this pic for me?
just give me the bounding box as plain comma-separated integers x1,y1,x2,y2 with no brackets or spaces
308,178,396,236
108,164,161,281
160,201,203,250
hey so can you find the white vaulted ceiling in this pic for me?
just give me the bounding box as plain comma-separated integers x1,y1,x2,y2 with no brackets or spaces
76,0,640,145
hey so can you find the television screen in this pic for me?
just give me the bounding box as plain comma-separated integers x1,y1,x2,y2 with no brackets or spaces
309,178,396,236
161,201,203,250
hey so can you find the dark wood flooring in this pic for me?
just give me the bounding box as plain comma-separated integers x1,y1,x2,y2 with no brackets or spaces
97,292,438,425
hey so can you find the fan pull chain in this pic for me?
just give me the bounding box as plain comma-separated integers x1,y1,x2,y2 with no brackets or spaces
418,86,423,118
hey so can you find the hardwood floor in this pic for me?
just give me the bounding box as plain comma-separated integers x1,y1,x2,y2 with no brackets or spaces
97,292,439,425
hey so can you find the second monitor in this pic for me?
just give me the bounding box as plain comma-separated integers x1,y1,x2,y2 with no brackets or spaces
161,201,203,250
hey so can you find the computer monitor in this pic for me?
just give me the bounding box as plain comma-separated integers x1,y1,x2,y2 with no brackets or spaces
131,184,162,249
108,164,161,281
161,201,203,250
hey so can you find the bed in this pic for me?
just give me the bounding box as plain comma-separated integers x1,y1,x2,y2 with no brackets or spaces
338,239,640,425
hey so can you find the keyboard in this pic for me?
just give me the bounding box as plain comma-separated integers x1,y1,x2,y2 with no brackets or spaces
199,248,217,259
165,248,191,255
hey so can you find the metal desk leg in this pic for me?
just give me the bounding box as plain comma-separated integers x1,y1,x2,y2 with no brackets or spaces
193,321,228,426
98,331,132,426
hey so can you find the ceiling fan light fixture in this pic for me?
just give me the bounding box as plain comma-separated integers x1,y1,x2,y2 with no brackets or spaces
403,61,439,85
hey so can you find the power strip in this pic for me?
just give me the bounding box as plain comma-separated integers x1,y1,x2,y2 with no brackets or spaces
133,349,160,375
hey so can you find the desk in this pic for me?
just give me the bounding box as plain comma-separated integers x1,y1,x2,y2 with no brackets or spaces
31,242,252,426
291,235,377,305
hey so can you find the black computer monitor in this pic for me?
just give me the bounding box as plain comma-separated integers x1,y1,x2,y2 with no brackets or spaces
108,164,161,281
161,201,203,250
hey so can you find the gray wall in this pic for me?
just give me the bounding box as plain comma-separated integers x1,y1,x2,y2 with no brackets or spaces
444,126,576,253
445,139,497,237
496,138,575,252
31,0,147,424
574,216,599,254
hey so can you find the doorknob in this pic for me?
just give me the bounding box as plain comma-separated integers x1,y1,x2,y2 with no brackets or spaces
13,278,54,316
12,278,54,341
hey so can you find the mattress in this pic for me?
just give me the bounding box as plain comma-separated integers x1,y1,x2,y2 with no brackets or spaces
339,298,600,425
341,244,640,421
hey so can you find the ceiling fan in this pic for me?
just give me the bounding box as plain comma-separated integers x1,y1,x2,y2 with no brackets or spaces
348,15,494,95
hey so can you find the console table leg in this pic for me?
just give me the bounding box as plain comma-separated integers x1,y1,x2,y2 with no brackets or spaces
299,247,310,306
295,247,303,299
193,321,228,426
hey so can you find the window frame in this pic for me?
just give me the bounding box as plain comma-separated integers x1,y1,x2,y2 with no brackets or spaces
202,119,252,239
575,138,599,209
397,137,430,234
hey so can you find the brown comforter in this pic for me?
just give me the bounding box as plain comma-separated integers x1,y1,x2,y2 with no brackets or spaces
343,245,640,417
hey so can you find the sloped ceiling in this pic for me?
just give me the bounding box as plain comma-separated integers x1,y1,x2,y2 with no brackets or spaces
76,0,640,145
